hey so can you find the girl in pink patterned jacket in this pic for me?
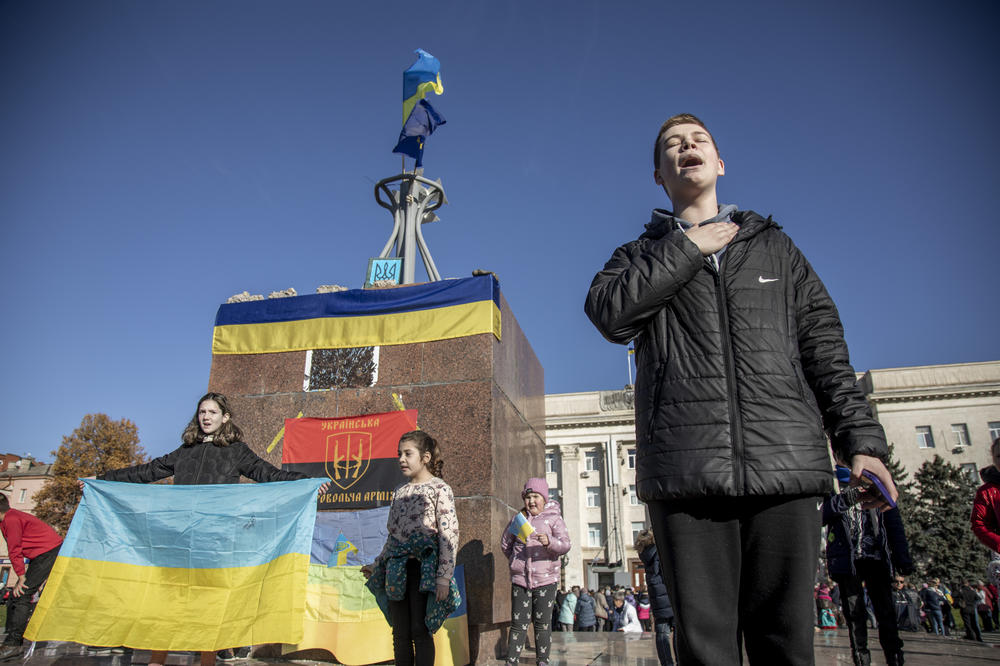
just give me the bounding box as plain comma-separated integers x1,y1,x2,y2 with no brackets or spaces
362,431,459,666
501,478,571,666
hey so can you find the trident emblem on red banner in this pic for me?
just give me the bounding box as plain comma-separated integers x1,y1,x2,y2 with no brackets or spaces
324,432,372,490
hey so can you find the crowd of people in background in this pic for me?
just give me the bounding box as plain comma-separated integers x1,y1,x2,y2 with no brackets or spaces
550,584,658,635
815,576,999,642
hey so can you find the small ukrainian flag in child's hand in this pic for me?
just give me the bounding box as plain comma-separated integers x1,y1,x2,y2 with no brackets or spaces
509,511,535,544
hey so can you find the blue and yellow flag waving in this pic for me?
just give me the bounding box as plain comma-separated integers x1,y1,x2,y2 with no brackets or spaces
25,478,323,651
402,48,443,123
508,512,536,544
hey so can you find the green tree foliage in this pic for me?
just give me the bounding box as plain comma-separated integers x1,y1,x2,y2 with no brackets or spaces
907,455,988,581
32,414,147,534
886,443,918,537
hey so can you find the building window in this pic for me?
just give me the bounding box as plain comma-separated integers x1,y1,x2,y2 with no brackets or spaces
548,487,559,501
627,448,636,469
17,489,25,503
951,424,971,448
588,523,603,548
629,484,639,506
989,422,1000,443
545,452,558,474
585,450,601,472
915,426,935,449
586,486,601,507
961,463,978,484
631,521,646,544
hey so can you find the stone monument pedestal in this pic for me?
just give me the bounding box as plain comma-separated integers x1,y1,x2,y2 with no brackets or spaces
207,286,544,663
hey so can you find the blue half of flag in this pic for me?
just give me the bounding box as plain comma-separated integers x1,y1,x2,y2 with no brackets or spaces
392,99,446,168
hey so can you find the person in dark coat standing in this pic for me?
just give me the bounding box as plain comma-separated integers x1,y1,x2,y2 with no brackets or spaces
585,113,898,665
892,576,918,632
957,579,984,642
575,589,597,631
823,465,912,665
635,530,675,666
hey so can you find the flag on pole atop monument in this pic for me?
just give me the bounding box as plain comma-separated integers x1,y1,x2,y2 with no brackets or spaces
402,48,443,122
395,48,446,167
393,99,446,168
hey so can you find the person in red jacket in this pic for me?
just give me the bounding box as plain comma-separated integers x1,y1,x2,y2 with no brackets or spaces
972,438,1000,553
0,493,62,660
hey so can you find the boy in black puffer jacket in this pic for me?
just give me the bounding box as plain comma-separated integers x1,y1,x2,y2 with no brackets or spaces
586,113,897,666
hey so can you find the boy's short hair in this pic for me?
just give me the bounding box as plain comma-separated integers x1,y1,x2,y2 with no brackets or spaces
0,493,8,512
653,113,719,170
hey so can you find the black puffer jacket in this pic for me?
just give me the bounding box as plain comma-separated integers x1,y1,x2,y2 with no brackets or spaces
585,209,886,500
822,495,913,577
101,440,306,485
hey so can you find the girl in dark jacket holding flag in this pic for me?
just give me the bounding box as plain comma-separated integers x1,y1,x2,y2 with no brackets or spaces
501,478,571,666
95,392,327,666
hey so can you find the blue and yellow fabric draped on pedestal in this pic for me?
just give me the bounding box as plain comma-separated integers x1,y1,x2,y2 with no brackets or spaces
211,275,500,355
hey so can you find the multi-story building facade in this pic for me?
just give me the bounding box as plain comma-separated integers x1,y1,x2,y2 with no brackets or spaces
545,388,643,590
861,361,1000,482
545,361,1000,591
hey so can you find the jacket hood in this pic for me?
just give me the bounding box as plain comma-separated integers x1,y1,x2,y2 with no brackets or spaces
538,499,563,520
640,207,773,242
981,466,1000,485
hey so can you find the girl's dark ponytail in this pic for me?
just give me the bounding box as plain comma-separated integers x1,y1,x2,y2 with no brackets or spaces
430,458,445,478
400,430,445,479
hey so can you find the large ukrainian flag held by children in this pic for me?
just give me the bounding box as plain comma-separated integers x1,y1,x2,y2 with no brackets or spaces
212,275,500,355
25,478,324,651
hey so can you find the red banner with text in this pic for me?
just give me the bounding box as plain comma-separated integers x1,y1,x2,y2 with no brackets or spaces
282,410,417,509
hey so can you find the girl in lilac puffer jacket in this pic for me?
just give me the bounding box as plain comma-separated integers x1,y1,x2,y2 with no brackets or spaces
501,478,572,666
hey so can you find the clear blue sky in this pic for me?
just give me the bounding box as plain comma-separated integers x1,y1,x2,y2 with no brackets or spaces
2,1,996,462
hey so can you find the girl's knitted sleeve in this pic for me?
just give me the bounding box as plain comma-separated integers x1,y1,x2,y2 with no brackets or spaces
435,481,459,584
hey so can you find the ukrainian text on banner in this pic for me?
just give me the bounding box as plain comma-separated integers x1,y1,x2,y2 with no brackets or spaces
283,410,417,510
283,507,469,666
25,478,323,651
212,274,501,355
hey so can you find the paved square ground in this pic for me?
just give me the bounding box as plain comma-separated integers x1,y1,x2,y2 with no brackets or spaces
14,629,1000,665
